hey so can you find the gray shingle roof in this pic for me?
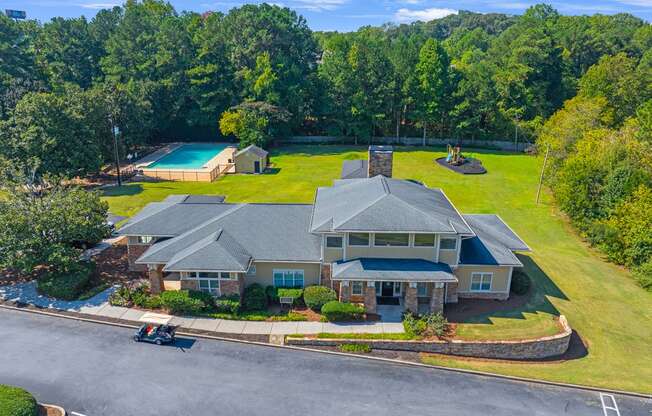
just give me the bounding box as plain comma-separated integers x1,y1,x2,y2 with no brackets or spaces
163,229,252,272
134,203,322,268
332,258,457,282
460,214,530,266
235,145,268,158
310,176,474,234
182,195,225,204
341,159,368,179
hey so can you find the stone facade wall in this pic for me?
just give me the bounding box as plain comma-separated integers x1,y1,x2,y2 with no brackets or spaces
339,282,351,302
368,146,393,178
180,279,199,290
287,316,572,360
404,286,418,313
446,282,458,303
127,244,149,272
320,264,333,289
220,276,244,297
458,292,509,301
148,266,164,294
430,287,444,314
363,284,377,314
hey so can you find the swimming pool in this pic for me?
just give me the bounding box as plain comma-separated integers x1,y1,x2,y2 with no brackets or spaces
148,143,229,169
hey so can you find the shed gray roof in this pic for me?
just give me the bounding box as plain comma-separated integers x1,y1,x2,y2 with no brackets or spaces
134,203,322,268
332,258,457,282
235,144,268,158
459,214,530,266
310,176,474,234
341,159,368,179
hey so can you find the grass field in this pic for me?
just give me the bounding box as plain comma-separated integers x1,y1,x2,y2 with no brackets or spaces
102,145,652,393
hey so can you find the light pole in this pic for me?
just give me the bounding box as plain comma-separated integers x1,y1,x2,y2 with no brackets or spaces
110,118,122,187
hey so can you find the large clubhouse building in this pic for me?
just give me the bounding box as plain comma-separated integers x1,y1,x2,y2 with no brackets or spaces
120,146,529,315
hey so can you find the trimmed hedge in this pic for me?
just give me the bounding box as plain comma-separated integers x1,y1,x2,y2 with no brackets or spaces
242,283,267,311
321,301,365,322
37,262,94,300
304,285,337,310
189,290,216,311
266,286,304,306
160,290,205,315
510,270,531,295
339,343,371,353
215,295,241,314
0,385,38,416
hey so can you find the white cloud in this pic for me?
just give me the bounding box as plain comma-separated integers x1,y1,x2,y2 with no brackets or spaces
78,2,119,9
394,7,458,22
292,0,347,11
614,0,652,6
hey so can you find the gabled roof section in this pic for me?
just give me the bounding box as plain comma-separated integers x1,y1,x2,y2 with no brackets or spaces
309,176,474,234
163,229,252,272
118,196,236,237
460,214,530,266
341,159,368,179
235,144,268,158
332,258,457,282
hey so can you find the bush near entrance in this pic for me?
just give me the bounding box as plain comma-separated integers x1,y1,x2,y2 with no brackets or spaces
243,283,267,311
215,295,241,314
321,301,365,321
0,385,38,416
266,286,304,306
304,285,337,310
37,262,95,300
403,312,449,338
159,290,205,315
510,270,531,295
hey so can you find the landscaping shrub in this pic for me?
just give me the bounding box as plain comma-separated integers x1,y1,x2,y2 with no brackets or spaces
403,312,449,338
109,286,132,307
339,343,371,353
189,290,216,311
242,283,267,311
510,270,531,295
160,290,204,315
130,285,151,308
304,285,337,310
37,262,94,300
266,286,304,306
633,260,652,291
0,385,38,416
320,301,364,322
215,295,241,314
143,295,162,309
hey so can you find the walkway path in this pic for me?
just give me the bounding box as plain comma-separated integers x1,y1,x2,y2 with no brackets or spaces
0,282,404,335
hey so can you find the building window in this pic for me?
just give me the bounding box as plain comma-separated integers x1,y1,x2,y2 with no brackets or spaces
440,237,457,250
417,282,428,297
137,236,154,244
414,234,435,247
351,281,363,296
198,279,220,296
374,233,409,247
247,265,256,276
471,273,492,292
273,270,305,288
348,233,369,246
326,236,343,248
197,272,221,279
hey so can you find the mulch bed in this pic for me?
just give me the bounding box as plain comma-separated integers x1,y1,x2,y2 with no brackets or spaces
435,157,487,174
93,244,144,285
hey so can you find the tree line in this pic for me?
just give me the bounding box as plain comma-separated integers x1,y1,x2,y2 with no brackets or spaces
0,1,650,178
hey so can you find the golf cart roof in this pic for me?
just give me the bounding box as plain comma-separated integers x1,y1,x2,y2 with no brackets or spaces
139,312,173,325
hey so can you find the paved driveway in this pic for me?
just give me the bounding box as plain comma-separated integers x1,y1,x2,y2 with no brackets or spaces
0,309,649,416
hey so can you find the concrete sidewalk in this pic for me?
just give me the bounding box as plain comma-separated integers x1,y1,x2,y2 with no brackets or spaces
0,282,404,335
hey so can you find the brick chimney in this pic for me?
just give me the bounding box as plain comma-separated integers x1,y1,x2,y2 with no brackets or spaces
368,145,393,178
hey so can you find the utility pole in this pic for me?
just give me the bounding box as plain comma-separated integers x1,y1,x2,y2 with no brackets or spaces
111,118,122,187
536,144,550,205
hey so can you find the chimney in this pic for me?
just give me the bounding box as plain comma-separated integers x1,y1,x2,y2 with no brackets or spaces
368,145,393,178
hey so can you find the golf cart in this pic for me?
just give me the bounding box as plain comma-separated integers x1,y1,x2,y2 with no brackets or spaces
133,313,177,345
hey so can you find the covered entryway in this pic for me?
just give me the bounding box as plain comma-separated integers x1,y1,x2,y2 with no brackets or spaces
332,258,458,316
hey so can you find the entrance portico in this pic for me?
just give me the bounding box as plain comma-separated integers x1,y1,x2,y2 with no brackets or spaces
332,258,457,315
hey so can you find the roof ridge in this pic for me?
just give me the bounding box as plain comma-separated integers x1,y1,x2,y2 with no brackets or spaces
213,229,252,269
119,201,178,232
332,178,389,230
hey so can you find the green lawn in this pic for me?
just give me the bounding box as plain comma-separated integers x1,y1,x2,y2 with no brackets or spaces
102,145,652,393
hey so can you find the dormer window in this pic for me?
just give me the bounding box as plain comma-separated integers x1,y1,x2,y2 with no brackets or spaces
348,233,369,246
326,236,343,248
374,233,409,247
440,237,457,250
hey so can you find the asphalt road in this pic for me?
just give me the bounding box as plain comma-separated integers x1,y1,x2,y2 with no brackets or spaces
0,308,649,416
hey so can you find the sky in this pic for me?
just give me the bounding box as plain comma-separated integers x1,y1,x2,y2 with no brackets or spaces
3,0,651,31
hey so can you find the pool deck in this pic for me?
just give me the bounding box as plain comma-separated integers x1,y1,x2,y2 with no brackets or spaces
135,142,236,182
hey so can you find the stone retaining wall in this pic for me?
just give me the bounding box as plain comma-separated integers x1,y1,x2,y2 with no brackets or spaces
287,316,572,360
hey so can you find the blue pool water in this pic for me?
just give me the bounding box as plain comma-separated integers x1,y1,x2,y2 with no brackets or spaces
149,143,228,169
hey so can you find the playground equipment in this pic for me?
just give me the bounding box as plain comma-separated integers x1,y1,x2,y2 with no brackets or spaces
446,144,465,166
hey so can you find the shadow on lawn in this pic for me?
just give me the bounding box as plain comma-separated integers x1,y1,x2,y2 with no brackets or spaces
446,255,567,325
102,183,144,197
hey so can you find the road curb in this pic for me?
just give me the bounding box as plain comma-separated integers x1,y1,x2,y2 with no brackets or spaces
2,303,650,399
